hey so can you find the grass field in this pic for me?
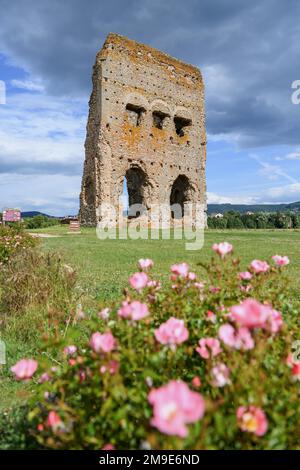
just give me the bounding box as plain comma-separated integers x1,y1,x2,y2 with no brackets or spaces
31,226,300,302
1,227,299,415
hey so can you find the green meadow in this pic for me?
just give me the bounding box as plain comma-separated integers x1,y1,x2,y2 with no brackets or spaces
34,226,300,302
1,227,299,415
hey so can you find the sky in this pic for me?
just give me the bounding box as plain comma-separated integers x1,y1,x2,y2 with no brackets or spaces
0,0,300,216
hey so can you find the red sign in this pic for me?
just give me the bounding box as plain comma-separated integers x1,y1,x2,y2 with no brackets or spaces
3,209,21,222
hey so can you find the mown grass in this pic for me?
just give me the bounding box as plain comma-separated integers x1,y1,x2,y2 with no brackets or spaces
31,226,300,303
1,227,299,415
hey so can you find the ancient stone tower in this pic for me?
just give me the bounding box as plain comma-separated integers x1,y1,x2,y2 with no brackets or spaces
80,33,206,226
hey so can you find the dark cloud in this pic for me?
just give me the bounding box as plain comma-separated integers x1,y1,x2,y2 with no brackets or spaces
0,0,299,146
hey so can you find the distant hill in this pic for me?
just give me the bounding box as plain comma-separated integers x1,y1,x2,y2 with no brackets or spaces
208,201,300,214
21,211,56,218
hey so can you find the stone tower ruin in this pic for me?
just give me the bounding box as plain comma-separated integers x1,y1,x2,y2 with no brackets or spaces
80,33,206,226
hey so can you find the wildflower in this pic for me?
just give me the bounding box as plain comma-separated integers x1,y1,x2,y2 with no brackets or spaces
212,242,233,258
250,259,269,274
89,332,116,354
138,258,154,270
148,380,205,437
118,300,149,321
11,359,38,381
237,406,268,436
211,363,231,387
196,338,222,359
155,317,189,346
272,255,290,266
129,272,149,291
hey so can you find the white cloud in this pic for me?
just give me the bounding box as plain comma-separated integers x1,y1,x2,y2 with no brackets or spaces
251,154,298,183
0,89,87,214
11,79,45,92
275,152,300,161
207,192,257,205
263,183,300,202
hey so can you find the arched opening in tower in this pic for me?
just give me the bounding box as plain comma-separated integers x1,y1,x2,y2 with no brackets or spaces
170,175,193,219
125,167,150,218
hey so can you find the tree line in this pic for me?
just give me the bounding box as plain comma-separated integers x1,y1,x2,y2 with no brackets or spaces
207,211,300,229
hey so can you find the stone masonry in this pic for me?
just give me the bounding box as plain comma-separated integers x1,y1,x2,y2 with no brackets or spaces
79,33,206,226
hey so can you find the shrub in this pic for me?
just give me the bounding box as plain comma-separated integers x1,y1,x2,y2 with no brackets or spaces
0,246,77,341
0,225,37,265
13,243,300,450
24,215,60,230
0,406,40,450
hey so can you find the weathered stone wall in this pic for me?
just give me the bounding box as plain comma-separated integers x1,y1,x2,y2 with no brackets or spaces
80,33,206,226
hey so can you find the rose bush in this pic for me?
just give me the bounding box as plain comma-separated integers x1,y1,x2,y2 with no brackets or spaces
16,245,300,449
0,225,37,265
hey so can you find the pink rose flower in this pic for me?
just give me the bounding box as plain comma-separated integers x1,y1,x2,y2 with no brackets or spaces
64,345,77,356
206,310,217,323
46,411,64,432
272,255,290,266
195,282,205,290
211,363,231,387
267,308,283,334
147,280,161,290
138,258,154,270
148,380,205,437
209,286,220,294
291,363,300,381
11,359,38,381
89,332,116,353
230,299,270,329
39,372,51,383
286,352,300,381
155,317,189,346
196,338,222,359
170,263,189,279
129,272,149,291
212,242,233,258
239,284,252,293
192,376,201,388
239,271,252,281
250,259,270,274
188,272,197,281
98,308,110,320
118,300,149,321
218,324,254,351
237,406,268,436
102,444,115,450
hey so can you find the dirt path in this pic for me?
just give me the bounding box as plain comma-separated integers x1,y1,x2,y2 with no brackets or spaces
29,233,61,238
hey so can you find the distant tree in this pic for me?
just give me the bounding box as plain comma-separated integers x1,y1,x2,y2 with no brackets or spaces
24,215,60,229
